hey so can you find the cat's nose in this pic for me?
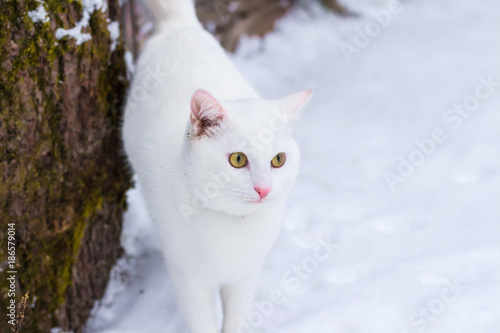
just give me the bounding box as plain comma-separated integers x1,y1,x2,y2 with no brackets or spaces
254,187,271,199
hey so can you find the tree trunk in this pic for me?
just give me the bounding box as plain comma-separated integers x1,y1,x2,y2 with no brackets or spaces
0,0,131,332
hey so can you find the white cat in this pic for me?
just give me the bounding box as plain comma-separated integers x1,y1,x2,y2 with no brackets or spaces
122,0,312,332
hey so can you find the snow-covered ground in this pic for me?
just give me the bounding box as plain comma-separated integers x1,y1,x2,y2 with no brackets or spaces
87,0,500,332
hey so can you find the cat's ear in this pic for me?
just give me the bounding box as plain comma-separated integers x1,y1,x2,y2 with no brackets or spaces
190,89,226,137
280,89,313,123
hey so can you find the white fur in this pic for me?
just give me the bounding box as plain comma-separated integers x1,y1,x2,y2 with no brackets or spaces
122,1,311,332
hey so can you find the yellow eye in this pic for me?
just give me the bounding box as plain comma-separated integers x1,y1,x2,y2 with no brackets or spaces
229,152,247,168
271,152,286,168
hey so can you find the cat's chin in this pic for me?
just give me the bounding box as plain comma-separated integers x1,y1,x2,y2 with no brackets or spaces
210,198,276,217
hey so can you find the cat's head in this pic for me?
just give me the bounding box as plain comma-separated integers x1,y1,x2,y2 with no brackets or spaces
184,89,311,217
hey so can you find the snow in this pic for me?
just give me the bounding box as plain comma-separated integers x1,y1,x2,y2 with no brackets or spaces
28,0,49,24
51,328,73,333
87,0,500,332
108,21,120,51
124,51,135,78
55,0,107,45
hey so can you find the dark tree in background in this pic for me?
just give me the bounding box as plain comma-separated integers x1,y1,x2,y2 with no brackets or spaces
195,0,350,51
0,0,131,332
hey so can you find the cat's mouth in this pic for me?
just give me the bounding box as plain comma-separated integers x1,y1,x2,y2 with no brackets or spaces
246,190,282,203
248,197,271,204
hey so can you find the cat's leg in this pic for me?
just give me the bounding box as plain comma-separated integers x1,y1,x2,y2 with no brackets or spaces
221,274,259,333
173,276,220,333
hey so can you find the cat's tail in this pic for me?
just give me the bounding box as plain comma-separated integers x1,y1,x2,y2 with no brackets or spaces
144,0,199,26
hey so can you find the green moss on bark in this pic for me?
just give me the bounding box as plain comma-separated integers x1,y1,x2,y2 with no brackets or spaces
0,0,131,331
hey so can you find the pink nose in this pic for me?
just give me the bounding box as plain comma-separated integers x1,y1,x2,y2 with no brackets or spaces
254,187,271,199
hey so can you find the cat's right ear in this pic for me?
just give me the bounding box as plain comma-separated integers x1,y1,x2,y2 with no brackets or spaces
190,89,226,137
280,89,313,124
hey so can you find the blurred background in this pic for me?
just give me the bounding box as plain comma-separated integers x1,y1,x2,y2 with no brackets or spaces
1,0,499,332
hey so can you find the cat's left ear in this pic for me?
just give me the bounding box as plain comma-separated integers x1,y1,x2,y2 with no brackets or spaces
190,89,226,137
280,89,313,123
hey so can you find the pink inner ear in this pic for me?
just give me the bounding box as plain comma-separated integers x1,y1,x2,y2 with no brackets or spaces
190,89,226,136
282,89,313,119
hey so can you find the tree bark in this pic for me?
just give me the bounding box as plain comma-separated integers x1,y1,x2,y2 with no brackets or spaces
0,0,131,332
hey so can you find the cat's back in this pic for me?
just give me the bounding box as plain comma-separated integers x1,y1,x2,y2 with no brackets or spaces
123,23,257,156
140,22,258,104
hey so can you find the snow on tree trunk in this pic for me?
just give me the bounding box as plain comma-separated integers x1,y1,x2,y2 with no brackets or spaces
0,0,131,332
